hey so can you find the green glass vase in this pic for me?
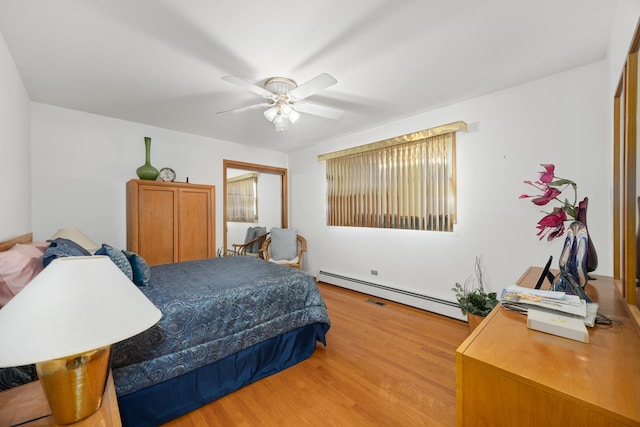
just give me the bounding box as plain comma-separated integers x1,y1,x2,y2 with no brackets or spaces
136,137,158,180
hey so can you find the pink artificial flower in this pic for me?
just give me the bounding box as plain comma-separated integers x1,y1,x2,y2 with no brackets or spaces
538,164,555,184
519,180,562,206
531,187,562,206
521,163,582,241
536,208,568,241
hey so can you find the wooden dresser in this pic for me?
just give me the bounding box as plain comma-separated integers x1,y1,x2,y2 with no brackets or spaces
456,267,640,427
126,179,215,266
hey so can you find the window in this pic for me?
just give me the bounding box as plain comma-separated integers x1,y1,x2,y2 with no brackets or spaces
226,173,258,223
319,121,466,231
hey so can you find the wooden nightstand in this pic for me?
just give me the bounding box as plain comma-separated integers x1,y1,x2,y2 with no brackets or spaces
0,372,121,426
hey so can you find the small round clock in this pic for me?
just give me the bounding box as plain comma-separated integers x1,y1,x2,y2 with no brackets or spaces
159,167,176,182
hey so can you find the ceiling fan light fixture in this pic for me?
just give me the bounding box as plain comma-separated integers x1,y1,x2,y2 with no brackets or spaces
264,101,299,130
264,77,297,95
274,115,289,132
288,109,300,123
280,103,293,116
264,106,278,122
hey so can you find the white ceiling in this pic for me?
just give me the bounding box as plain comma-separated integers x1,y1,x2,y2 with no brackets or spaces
0,0,618,153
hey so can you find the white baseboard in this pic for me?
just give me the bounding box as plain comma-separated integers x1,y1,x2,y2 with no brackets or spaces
317,270,466,321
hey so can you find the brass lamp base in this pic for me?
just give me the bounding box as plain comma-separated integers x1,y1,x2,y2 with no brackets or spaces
35,346,111,425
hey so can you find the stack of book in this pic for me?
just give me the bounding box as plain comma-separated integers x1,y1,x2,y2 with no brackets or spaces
500,285,597,343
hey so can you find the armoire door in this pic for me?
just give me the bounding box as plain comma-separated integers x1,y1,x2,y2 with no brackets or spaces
177,187,215,262
136,184,178,266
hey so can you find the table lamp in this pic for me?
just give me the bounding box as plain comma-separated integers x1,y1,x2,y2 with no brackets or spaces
0,256,161,424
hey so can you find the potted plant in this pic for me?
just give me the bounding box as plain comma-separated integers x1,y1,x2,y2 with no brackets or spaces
452,256,498,331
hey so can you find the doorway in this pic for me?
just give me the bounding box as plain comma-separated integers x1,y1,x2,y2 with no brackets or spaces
223,160,288,255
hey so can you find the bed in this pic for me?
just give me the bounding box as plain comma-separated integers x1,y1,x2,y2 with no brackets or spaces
0,233,330,426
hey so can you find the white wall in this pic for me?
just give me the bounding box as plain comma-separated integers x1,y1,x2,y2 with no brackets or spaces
289,61,609,307
0,31,31,241
30,103,288,249
607,0,640,97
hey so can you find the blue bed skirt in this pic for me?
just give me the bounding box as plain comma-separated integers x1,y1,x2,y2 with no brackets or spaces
117,323,329,427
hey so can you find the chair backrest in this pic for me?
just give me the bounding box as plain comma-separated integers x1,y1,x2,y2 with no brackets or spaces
260,234,307,269
232,230,269,257
244,226,267,253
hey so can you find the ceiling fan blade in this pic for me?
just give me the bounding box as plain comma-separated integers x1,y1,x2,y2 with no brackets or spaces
293,102,343,120
217,102,272,114
288,73,337,102
221,75,275,99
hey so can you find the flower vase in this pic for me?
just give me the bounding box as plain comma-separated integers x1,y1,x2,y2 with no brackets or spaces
577,197,598,273
136,137,158,180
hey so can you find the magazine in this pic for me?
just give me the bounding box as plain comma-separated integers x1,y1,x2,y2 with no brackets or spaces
500,285,586,317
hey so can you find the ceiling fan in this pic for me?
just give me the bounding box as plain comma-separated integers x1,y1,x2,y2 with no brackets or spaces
219,73,343,132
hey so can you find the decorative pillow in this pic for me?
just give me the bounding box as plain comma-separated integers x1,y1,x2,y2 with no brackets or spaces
95,244,134,281
43,238,91,267
0,243,47,308
269,228,298,261
123,250,151,287
243,226,258,243
248,226,267,253
50,228,99,254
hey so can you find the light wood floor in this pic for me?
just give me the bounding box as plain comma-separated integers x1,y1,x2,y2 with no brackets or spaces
162,282,469,427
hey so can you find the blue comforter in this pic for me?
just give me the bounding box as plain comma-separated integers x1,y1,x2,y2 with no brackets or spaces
111,256,330,397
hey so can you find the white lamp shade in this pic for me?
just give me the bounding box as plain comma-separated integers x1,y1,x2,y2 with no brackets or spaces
51,228,100,253
0,256,161,367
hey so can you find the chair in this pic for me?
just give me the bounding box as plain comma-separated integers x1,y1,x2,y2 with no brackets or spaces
231,226,268,258
260,230,307,269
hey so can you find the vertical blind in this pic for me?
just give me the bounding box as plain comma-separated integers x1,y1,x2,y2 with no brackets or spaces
226,173,258,223
323,130,459,231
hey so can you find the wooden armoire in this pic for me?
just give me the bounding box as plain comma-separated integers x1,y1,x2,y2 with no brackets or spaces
126,179,215,266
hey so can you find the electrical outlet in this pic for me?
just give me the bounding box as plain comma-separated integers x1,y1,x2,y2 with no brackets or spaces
370,269,378,276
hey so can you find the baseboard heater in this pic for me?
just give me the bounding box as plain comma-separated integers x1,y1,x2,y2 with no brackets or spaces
317,271,465,321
